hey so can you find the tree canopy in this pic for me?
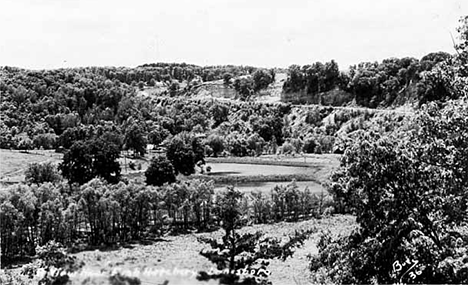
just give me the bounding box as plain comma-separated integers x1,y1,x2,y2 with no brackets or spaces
60,138,121,185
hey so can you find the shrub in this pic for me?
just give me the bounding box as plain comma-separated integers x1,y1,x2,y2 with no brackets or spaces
206,134,225,157
303,137,319,153
277,141,295,155
33,133,57,149
25,162,61,185
22,241,84,285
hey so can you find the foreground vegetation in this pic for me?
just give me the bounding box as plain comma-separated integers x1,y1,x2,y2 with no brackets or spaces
308,16,468,284
0,178,330,264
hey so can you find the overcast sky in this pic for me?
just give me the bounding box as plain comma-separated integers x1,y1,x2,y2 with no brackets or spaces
0,0,466,70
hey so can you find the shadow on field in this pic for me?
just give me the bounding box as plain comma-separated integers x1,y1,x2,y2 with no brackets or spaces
208,171,241,175
1,256,34,269
70,237,172,254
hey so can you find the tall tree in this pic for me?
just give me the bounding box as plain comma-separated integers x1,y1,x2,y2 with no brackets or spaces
145,155,176,186
60,141,94,185
60,139,121,185
166,132,205,175
124,123,147,157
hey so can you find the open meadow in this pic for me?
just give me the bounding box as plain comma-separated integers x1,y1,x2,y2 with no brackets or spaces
0,149,63,185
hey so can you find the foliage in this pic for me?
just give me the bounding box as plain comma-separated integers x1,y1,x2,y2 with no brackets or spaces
283,61,341,99
197,187,314,284
60,138,121,185
252,69,275,92
147,125,170,146
313,99,468,284
25,162,61,185
21,241,84,285
0,64,375,156
0,63,260,151
206,134,225,157
223,72,233,85
210,103,230,128
1,175,328,268
232,77,254,100
145,155,176,186
166,132,205,175
124,122,147,156
281,53,462,107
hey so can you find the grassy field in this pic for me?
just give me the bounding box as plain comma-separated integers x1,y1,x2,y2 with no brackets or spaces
71,215,355,285
0,149,149,186
0,149,62,185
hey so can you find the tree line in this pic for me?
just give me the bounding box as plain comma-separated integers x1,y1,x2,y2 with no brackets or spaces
281,51,455,107
0,177,330,267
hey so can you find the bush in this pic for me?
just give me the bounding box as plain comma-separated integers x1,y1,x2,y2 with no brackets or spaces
25,162,61,185
303,137,319,153
277,141,295,155
206,134,225,157
21,241,84,285
33,133,57,149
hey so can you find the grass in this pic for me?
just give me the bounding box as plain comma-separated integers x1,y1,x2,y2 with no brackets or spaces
0,149,151,186
69,214,356,285
0,149,62,185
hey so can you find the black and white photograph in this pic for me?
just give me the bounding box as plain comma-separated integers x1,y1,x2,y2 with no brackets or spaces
1,0,467,284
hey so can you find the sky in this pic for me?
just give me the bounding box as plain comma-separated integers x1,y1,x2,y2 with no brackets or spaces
0,0,466,70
